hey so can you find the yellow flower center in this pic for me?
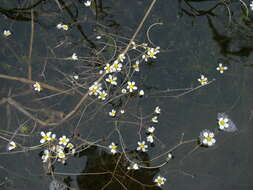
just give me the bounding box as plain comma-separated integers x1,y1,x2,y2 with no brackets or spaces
43,136,50,141
219,120,225,126
105,66,110,71
111,145,117,150
149,52,155,57
100,93,106,98
133,64,139,69
91,87,99,93
157,178,163,184
219,66,225,71
139,144,145,148
62,25,68,30
129,84,134,89
205,136,213,142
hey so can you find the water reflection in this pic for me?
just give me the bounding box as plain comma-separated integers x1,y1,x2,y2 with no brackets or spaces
76,146,162,190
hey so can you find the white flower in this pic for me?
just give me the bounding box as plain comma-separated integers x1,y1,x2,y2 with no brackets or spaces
33,82,42,92
198,74,208,85
152,116,158,123
8,141,16,151
216,63,228,74
217,113,237,132
109,109,116,117
166,153,173,161
127,81,137,92
131,41,137,49
147,126,155,133
132,60,140,72
57,150,66,159
73,75,79,80
111,60,122,72
136,141,148,152
127,162,139,170
218,117,229,130
42,149,50,162
3,30,11,37
154,175,166,186
154,106,161,114
104,64,113,73
117,54,125,62
66,143,74,150
147,135,154,143
120,109,125,114
147,47,160,59
250,1,253,11
98,90,108,100
84,0,91,7
96,35,101,39
139,90,144,96
40,131,56,144
105,75,117,85
109,142,118,154
89,82,102,96
59,136,70,146
199,129,216,147
121,88,127,94
71,53,78,60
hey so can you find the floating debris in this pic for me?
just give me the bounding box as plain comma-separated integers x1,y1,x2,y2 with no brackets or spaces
217,113,237,132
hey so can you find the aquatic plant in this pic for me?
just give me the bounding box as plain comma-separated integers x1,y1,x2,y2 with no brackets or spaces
0,0,243,189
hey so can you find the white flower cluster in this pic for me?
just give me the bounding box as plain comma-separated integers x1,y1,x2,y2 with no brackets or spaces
40,131,75,164
146,127,155,143
151,106,161,123
103,54,125,74
88,82,108,101
142,46,160,62
199,113,237,147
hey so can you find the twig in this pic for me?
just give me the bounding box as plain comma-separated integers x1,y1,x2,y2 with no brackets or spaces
27,9,34,80
0,74,73,95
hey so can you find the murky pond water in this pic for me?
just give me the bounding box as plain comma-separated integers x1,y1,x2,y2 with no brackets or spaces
0,0,253,189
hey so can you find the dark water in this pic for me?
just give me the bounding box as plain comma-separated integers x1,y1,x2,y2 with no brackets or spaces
0,0,253,189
